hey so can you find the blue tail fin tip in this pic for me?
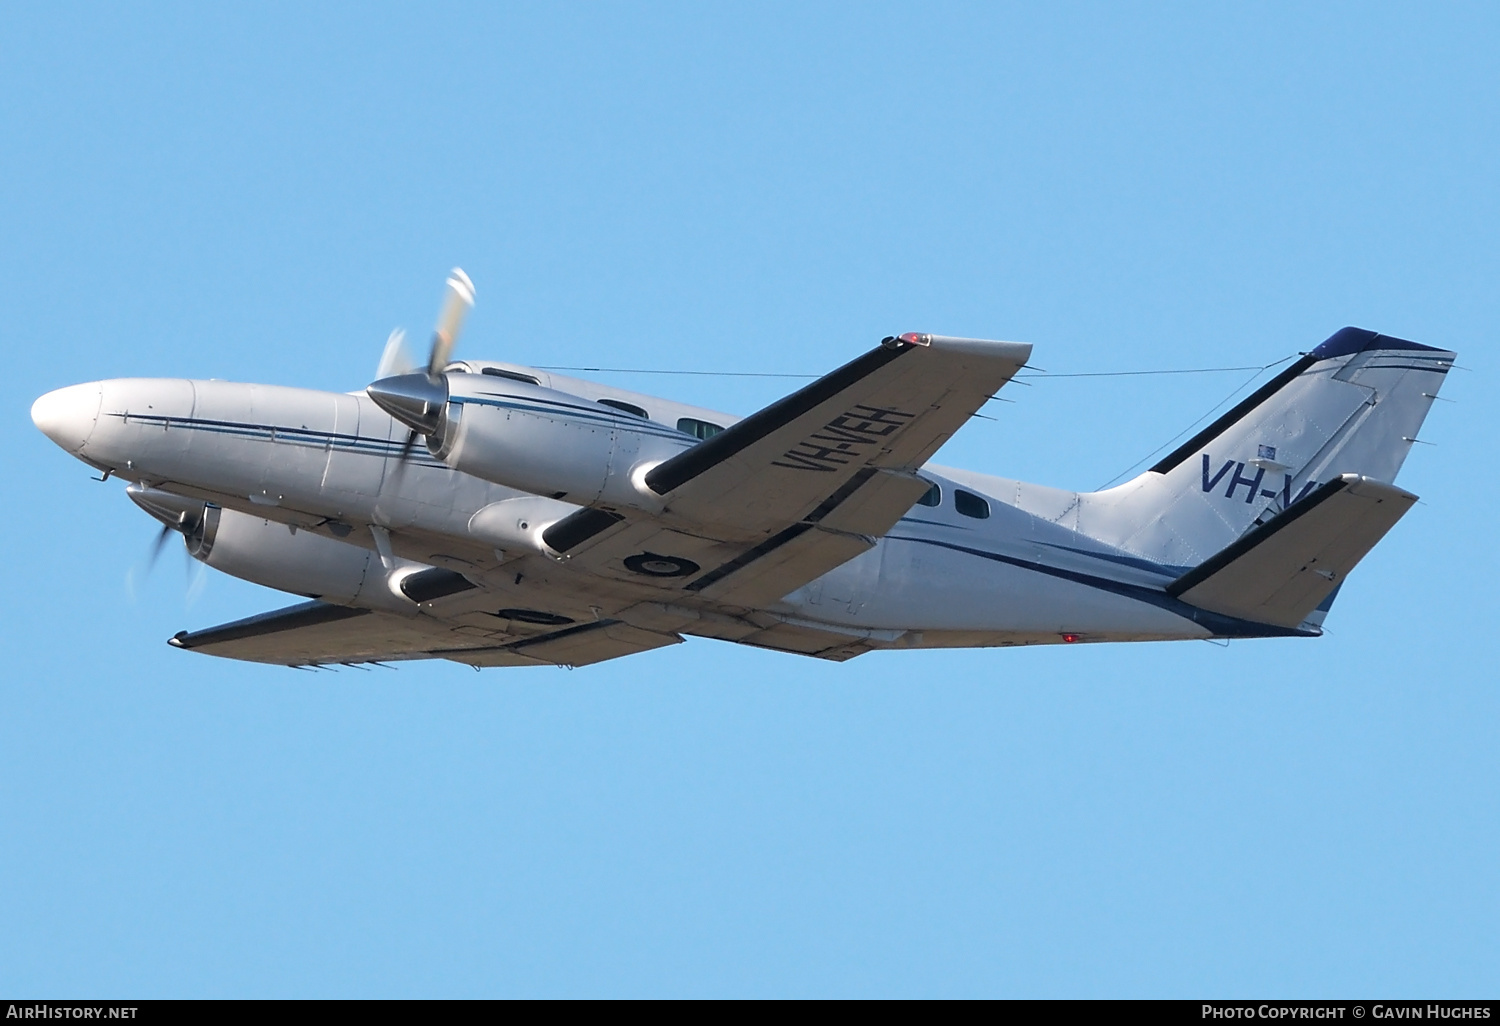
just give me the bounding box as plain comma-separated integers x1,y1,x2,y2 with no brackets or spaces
1311,326,1445,361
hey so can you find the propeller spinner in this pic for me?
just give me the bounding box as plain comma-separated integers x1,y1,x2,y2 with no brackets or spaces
366,268,475,466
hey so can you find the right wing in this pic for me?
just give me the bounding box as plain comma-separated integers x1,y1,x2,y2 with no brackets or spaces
170,598,681,668
1167,474,1417,628
546,334,1031,607
643,333,1031,538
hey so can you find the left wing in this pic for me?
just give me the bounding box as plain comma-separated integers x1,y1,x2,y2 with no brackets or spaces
544,334,1031,608
170,598,681,668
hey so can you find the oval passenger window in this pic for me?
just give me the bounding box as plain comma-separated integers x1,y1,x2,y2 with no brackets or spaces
954,489,990,519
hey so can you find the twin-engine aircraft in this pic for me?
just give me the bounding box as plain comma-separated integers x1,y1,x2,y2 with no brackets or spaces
31,270,1454,669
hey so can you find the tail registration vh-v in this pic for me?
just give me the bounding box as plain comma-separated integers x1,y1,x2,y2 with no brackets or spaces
31,270,1455,668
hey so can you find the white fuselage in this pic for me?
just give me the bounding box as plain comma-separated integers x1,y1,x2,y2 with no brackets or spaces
32,363,1287,652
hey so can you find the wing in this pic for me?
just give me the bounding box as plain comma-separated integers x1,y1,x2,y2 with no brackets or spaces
169,598,681,668
545,334,1031,607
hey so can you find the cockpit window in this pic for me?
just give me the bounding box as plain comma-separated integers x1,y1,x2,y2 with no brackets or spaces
677,417,724,440
954,489,990,519
915,482,941,507
481,368,540,385
598,398,649,419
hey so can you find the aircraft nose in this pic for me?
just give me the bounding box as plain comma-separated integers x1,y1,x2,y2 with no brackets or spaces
31,382,103,454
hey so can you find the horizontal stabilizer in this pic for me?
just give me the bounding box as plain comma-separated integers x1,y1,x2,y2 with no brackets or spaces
1166,474,1417,628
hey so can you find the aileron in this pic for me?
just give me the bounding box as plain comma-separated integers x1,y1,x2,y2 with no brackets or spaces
171,599,682,669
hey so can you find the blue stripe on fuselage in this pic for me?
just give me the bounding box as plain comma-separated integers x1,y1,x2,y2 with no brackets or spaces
884,533,1313,638
107,413,447,466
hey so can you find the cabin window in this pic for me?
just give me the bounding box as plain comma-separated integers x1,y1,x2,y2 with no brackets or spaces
954,489,990,519
915,482,941,507
598,398,649,419
481,368,540,385
677,417,725,440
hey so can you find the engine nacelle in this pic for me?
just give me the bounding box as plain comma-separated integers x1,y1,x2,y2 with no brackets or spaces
433,379,695,510
466,495,577,559
127,484,418,612
194,507,420,609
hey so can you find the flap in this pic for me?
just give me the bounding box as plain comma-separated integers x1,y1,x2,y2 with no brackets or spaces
1167,474,1417,628
447,619,683,668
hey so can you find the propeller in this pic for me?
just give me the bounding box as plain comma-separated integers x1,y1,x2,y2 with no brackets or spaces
375,328,415,379
126,484,211,601
367,268,476,478
144,521,174,574
427,267,476,376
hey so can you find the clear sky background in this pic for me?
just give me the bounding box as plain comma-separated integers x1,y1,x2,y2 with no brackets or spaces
2,2,1496,998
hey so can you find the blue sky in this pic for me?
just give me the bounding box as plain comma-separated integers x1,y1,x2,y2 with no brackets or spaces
3,2,1496,997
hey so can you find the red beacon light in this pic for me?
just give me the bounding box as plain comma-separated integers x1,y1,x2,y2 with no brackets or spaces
1060,633,1081,644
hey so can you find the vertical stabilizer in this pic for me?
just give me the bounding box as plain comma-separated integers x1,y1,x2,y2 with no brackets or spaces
1068,328,1454,579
